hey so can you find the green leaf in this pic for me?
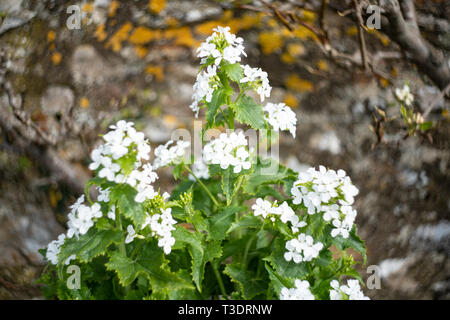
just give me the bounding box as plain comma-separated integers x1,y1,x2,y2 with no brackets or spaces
221,168,240,205
332,226,367,263
234,95,265,129
228,215,262,234
419,121,432,131
59,228,124,265
222,63,243,82
268,237,308,279
244,160,296,195
208,206,245,241
105,240,193,292
224,264,267,299
110,184,146,227
173,226,221,292
264,262,292,296
206,87,231,127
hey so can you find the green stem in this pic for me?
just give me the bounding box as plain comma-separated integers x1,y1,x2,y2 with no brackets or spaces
211,261,227,299
115,206,130,296
227,96,235,129
184,165,220,207
242,233,256,269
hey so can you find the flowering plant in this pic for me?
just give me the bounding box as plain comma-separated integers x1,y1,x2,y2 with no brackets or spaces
39,27,369,300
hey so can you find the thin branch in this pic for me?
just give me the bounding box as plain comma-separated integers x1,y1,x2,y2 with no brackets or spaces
422,82,450,119
352,0,369,71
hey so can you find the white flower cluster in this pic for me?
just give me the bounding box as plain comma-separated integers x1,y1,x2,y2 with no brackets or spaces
251,198,306,233
395,84,414,106
89,121,160,204
153,140,191,169
284,233,324,263
190,65,219,117
189,158,210,181
280,280,315,300
67,195,102,238
197,26,246,66
330,279,370,300
45,234,75,265
290,166,359,239
263,102,297,138
240,64,272,102
203,132,251,173
141,208,177,254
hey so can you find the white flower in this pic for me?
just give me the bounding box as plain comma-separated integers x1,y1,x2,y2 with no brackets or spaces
46,234,66,265
395,84,414,106
251,198,274,219
197,26,246,66
203,132,251,174
284,233,323,263
107,204,116,220
125,225,136,244
97,187,110,202
67,201,103,238
240,64,271,102
189,158,210,181
280,280,315,300
330,279,370,300
263,103,297,138
142,208,177,255
190,65,219,117
153,140,191,169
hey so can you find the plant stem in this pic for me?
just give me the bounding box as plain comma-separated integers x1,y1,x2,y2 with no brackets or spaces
184,165,220,207
115,206,129,296
211,261,227,299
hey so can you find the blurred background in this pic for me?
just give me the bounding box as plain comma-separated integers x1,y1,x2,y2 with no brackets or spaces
0,0,448,299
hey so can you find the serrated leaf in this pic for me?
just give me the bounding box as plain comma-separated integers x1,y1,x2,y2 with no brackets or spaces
264,262,292,296
173,226,221,292
59,228,124,265
244,160,296,195
206,88,230,127
332,226,367,263
234,95,265,129
228,215,262,234
224,264,267,299
110,184,146,227
268,237,308,279
105,240,193,292
208,206,245,240
222,63,243,82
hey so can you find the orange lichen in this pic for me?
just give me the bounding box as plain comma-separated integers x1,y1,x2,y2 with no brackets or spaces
82,2,94,13
47,30,56,42
129,26,154,45
109,0,120,17
51,52,62,65
148,0,166,14
283,93,299,109
105,22,132,52
94,24,107,42
258,31,283,55
285,74,314,92
134,46,148,58
316,59,329,72
145,65,164,82
80,97,90,109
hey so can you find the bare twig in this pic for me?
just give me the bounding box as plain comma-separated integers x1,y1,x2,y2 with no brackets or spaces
422,82,450,119
352,0,369,71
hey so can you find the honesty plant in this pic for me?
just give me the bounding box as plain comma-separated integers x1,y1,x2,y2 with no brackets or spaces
39,26,369,300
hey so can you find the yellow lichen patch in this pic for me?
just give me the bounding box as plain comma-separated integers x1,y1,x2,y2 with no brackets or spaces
129,26,154,45
369,29,390,46
285,74,314,93
80,97,90,109
94,24,107,42
47,30,55,42
163,114,178,127
49,187,62,208
195,21,226,36
109,0,120,17
281,52,295,64
51,52,62,65
165,16,179,28
105,22,132,52
288,43,305,56
379,78,389,88
345,26,358,36
300,10,317,23
49,43,55,51
148,0,166,14
82,2,94,13
134,46,148,58
145,65,164,82
283,93,299,109
258,31,283,55
292,26,316,40
316,59,329,72
170,27,197,47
